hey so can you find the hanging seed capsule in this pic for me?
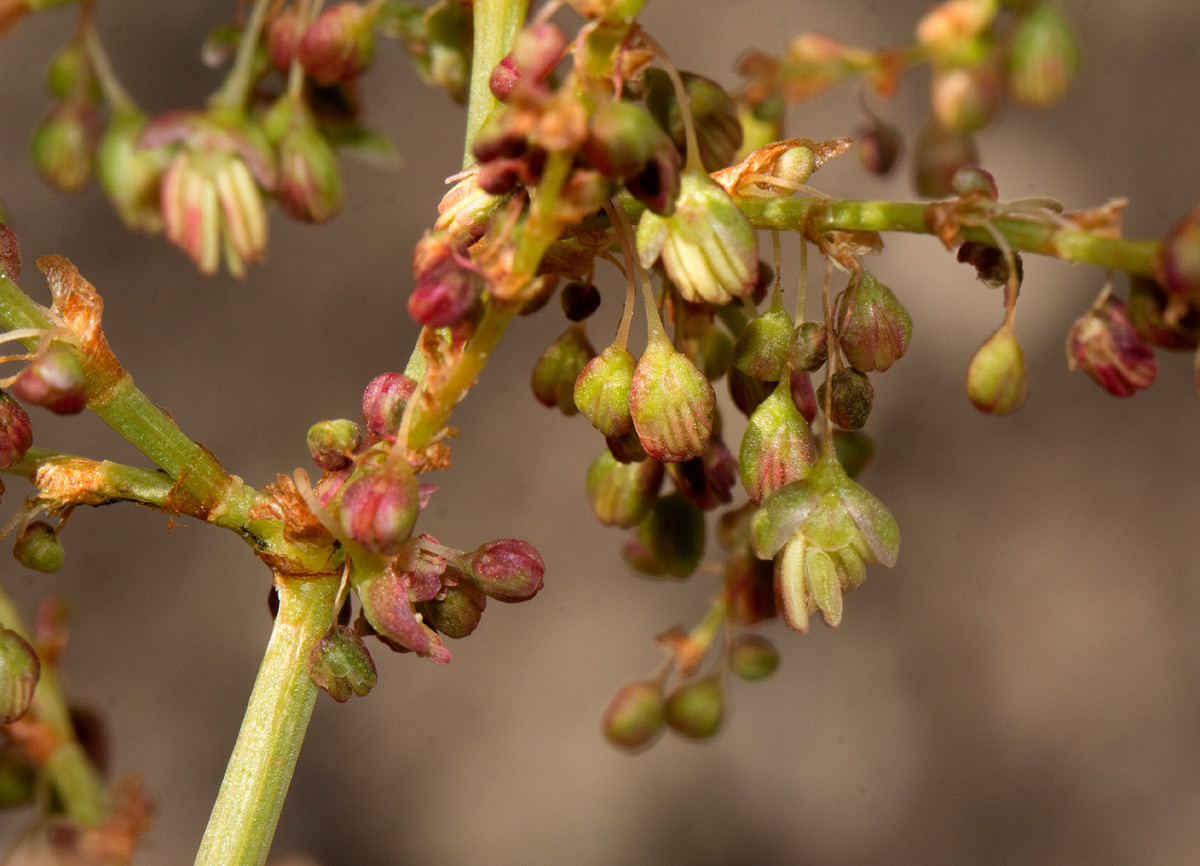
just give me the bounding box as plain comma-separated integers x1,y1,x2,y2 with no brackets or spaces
729,634,780,681
966,324,1027,414
308,625,377,702
930,58,1003,133
733,298,793,381
836,270,913,373
417,581,486,639
856,119,903,176
533,325,595,416
1008,4,1081,109
574,344,634,436
664,675,724,739
629,331,715,462
913,118,979,198
12,521,64,573
306,419,362,471
739,378,816,505
603,681,665,751
631,492,705,579
560,280,601,321
586,450,663,528
0,392,32,470
816,369,875,430
787,322,829,373
31,100,99,194
0,629,39,723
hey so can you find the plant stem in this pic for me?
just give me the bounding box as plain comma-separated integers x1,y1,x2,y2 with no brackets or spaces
463,0,530,169
0,585,104,826
210,0,273,111
193,575,340,866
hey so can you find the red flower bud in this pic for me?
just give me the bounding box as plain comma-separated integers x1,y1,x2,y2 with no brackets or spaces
13,343,87,415
464,538,545,602
338,463,420,555
409,232,483,328
1067,296,1157,397
298,3,376,86
361,372,416,438
836,270,913,373
0,392,32,470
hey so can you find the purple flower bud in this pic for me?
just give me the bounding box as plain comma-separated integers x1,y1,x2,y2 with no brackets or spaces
667,435,738,511
629,331,715,462
966,324,1027,414
489,55,520,101
361,372,416,438
464,538,545,602
308,625,376,702
0,392,32,470
739,379,816,505
836,270,913,373
664,675,723,739
913,118,979,198
306,419,362,471
729,634,779,681
856,119,903,176
603,681,665,752
510,22,566,84
338,463,420,555
574,344,634,436
0,628,39,724
816,369,875,430
533,325,595,416
409,232,483,328
1127,276,1200,351
1067,296,1158,397
0,223,20,278
416,580,486,639
1008,4,1081,109
12,521,64,573
560,280,601,322
13,343,86,415
298,3,376,86
586,450,664,528
1155,206,1200,327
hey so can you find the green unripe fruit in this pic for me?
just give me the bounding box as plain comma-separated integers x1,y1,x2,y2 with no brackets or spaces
602,681,665,751
733,299,792,381
966,324,1027,414
664,675,724,739
12,521,64,573
308,625,377,702
729,634,780,681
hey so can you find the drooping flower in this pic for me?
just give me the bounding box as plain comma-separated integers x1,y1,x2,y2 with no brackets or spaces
1067,295,1157,397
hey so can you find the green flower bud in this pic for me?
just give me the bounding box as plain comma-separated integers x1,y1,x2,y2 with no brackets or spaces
729,634,779,681
931,57,1003,133
630,331,715,462
627,492,705,579
97,112,170,234
0,629,39,723
739,378,817,505
574,344,634,436
645,69,743,173
733,297,793,381
816,369,874,430
966,324,1027,414
700,324,735,382
913,118,979,198
308,625,377,702
45,43,99,102
603,681,665,751
787,321,828,373
276,107,344,224
12,521,64,573
836,270,913,373
636,172,759,305
532,325,595,416
586,450,664,528
31,100,99,194
417,581,486,639
1008,4,1081,109
664,675,723,739
307,419,362,472
951,164,998,200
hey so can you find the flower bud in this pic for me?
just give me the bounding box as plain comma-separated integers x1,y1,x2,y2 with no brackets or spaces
787,321,828,373
833,429,875,480
1155,206,1200,326
586,450,663,528
728,366,774,417
729,634,779,681
266,8,301,69
0,223,19,278
573,345,634,436
856,119,902,176
913,118,979,198
1127,276,1200,351
0,629,39,723
628,492,705,579
836,270,913,372
509,22,567,86
13,343,87,415
560,280,600,322
276,107,344,223
97,112,170,234
644,69,743,173
45,43,97,102
582,100,675,181
338,463,420,555
733,298,792,381
951,164,998,200
307,419,362,471
636,173,758,305
603,681,665,751
664,675,723,739
0,392,32,470
532,325,595,416
626,146,682,217
417,581,486,639
606,430,648,464
464,538,544,602
361,372,416,437
308,625,376,702
966,324,1027,414
13,521,64,573
724,549,777,625
298,3,376,86
739,378,816,505
816,369,874,430
31,100,99,194
409,232,484,327
931,58,1003,133
791,369,818,423
957,240,1023,289
355,565,449,663
666,435,737,511
1008,4,1081,109
1067,296,1157,397
629,331,715,462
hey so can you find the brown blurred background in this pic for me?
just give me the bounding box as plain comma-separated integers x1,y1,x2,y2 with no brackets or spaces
2,1,1200,864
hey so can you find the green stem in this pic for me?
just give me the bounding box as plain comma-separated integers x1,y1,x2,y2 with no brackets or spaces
463,0,530,169
210,0,273,111
0,586,104,826
193,575,340,866
6,449,178,509
81,18,137,116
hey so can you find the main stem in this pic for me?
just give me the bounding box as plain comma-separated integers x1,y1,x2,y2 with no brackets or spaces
193,575,340,866
463,0,530,169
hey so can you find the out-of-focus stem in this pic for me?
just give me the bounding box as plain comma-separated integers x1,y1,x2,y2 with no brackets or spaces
463,0,530,169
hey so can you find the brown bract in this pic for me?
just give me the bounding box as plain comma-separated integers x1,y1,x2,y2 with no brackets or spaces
712,137,851,197
37,256,124,407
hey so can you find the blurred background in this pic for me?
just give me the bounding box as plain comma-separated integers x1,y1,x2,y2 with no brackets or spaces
2,1,1200,864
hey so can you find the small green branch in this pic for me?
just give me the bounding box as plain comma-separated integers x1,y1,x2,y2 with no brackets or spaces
210,0,273,111
194,575,340,866
0,585,104,827
463,0,530,169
